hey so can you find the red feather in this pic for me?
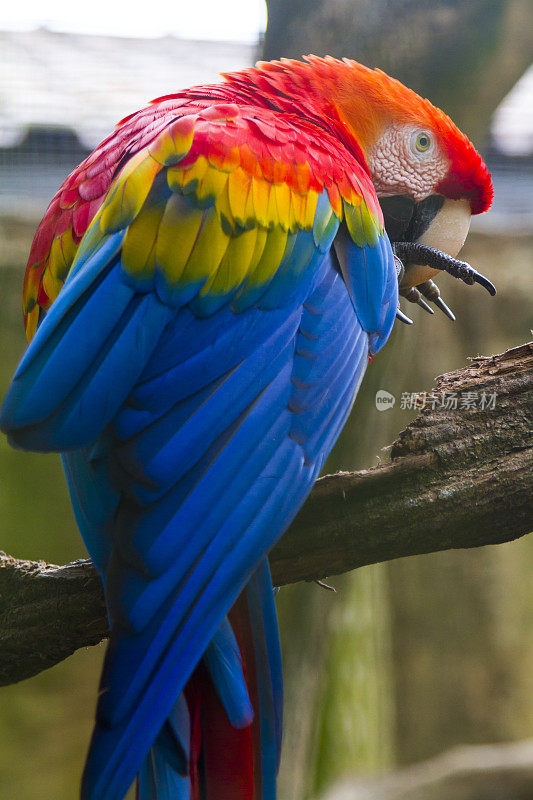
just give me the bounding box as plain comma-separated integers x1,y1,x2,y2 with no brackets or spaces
21,56,492,343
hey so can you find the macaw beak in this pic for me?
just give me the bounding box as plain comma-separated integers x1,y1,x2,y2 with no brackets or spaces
379,195,471,290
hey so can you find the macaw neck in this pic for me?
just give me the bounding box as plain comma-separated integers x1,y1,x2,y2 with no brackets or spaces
221,60,371,169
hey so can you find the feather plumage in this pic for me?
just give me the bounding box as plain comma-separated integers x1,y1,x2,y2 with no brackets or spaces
0,53,494,800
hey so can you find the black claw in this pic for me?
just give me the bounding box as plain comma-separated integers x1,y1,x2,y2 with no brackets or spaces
392,242,496,297
417,297,434,314
434,296,456,321
417,279,456,321
396,308,414,325
470,270,497,296
400,285,434,315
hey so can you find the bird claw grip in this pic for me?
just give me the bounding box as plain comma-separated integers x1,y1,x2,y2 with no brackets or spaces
393,241,496,324
393,242,496,296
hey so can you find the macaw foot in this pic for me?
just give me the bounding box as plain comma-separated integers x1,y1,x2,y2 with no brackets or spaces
394,242,496,295
401,285,435,315
402,279,456,321
392,242,496,323
418,279,457,321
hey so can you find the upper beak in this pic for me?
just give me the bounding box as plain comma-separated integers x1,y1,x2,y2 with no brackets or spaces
380,195,472,290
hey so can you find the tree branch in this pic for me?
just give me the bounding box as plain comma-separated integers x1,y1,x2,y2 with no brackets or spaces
1,343,532,686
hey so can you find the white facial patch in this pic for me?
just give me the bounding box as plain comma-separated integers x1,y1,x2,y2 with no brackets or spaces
367,123,450,201
400,198,472,289
417,198,471,257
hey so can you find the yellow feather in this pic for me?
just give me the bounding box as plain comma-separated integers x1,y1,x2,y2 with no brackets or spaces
149,118,195,166
49,229,76,281
273,182,291,231
304,189,319,229
154,194,204,284
60,229,78,275
215,181,237,232
227,167,252,225
42,262,64,301
288,191,301,233
195,165,228,205
176,156,210,195
48,237,64,279
22,278,38,313
200,227,258,297
25,307,39,342
248,227,268,274
243,180,255,228
359,201,379,245
290,191,306,229
122,199,166,278
247,225,288,287
265,184,279,229
167,155,209,194
344,201,366,247
166,167,185,190
100,151,161,233
251,179,270,228
181,205,230,286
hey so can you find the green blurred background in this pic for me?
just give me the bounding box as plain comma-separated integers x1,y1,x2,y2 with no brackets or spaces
1,1,532,797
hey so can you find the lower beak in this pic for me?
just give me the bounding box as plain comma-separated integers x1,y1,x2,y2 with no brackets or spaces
380,195,472,290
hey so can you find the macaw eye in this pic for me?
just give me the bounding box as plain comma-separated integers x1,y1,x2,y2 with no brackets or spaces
414,132,432,152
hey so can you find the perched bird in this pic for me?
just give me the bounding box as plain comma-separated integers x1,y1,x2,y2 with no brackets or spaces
0,56,493,800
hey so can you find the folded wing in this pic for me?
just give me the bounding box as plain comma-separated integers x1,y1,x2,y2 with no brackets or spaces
0,102,397,800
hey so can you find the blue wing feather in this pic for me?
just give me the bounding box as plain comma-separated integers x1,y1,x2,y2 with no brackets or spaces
333,225,398,350
62,443,118,573
1,238,174,452
82,252,381,799
244,559,284,793
1,180,398,800
203,617,254,729
137,694,191,800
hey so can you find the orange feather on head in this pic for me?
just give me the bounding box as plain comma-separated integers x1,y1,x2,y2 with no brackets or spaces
232,56,493,215
330,57,493,214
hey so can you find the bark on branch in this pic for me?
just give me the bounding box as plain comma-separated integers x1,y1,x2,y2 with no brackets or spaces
1,342,532,686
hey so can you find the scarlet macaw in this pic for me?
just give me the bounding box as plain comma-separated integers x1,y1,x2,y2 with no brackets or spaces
0,56,493,800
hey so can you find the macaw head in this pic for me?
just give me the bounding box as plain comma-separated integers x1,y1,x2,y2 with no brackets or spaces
325,58,492,279
305,56,495,316
241,56,494,318
227,55,494,318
